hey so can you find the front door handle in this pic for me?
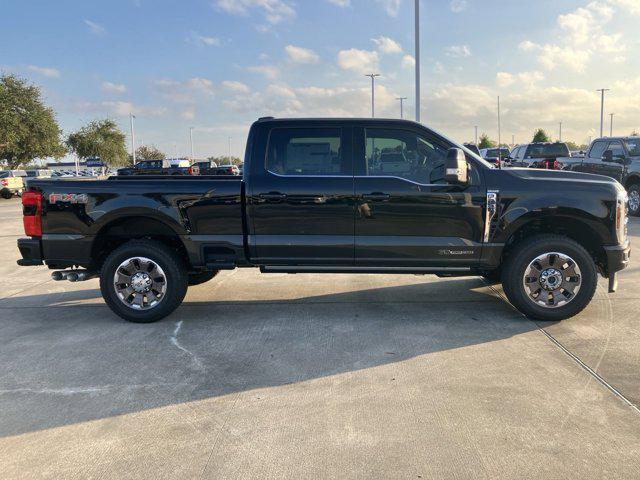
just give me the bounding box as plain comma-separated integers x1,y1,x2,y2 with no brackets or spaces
259,192,287,202
362,192,390,202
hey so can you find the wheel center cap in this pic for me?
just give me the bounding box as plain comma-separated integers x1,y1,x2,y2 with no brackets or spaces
131,272,152,293
540,268,562,291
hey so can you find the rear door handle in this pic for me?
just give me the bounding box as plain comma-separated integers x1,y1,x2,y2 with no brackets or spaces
362,193,390,202
259,192,287,202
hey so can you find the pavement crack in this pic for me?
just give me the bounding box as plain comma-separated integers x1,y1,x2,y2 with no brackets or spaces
170,320,205,371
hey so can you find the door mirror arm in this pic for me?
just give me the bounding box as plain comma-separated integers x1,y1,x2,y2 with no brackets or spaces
444,148,469,184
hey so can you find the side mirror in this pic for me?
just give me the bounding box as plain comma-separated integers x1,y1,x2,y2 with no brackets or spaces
445,148,469,184
602,150,613,162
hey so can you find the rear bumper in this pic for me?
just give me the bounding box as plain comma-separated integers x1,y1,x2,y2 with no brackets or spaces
604,241,631,275
17,238,43,266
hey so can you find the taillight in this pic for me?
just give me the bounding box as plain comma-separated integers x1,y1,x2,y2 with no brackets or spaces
22,191,42,237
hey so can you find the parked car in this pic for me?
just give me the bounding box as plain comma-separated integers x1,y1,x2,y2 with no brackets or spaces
480,147,511,166
26,169,53,178
117,159,198,176
0,170,26,198
508,142,571,170
215,164,240,176
561,136,640,216
17,117,630,324
192,161,219,175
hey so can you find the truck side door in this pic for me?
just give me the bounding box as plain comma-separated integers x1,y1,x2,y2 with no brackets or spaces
581,140,609,174
353,126,485,267
597,140,626,182
248,124,355,265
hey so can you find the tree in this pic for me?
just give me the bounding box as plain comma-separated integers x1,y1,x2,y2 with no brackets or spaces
532,129,551,143
630,130,639,137
67,119,129,167
0,74,66,168
477,133,496,149
136,145,165,160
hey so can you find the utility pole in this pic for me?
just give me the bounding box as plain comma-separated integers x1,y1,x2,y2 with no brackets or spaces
596,88,610,138
396,97,407,119
189,127,194,161
512,134,515,147
228,137,232,164
559,121,562,142
497,96,502,165
474,126,478,145
610,113,614,137
365,74,380,118
414,0,421,123
129,113,136,164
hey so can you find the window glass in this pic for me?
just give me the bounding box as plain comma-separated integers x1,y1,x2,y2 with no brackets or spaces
267,128,345,176
526,144,569,158
608,141,625,158
589,141,608,159
624,139,640,156
364,128,448,184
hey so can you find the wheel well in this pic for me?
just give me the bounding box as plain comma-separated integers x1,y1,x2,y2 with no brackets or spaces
90,217,189,270
624,176,640,190
503,217,607,272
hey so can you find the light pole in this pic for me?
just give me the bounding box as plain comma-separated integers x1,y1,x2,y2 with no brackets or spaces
396,97,407,119
415,0,421,123
189,127,194,161
228,137,232,164
474,126,478,145
365,74,380,118
497,96,502,164
596,88,610,138
609,113,614,137
512,134,515,147
559,121,562,142
129,113,136,164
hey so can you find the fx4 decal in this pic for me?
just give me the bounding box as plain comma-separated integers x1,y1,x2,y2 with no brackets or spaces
49,193,89,205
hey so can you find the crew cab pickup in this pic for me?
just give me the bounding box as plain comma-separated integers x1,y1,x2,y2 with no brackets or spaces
509,142,571,170
560,137,640,216
17,118,631,323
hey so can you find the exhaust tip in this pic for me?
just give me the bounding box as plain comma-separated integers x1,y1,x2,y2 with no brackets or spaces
67,272,79,282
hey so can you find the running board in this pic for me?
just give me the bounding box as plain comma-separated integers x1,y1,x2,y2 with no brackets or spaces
260,266,471,274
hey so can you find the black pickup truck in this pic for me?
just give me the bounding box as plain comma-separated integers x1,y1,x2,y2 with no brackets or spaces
17,118,630,323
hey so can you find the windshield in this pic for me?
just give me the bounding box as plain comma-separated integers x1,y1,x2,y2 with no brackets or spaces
526,144,569,158
625,139,640,156
485,149,510,158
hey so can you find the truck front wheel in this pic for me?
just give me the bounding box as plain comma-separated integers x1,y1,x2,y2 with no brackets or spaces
501,235,597,322
100,240,188,323
628,184,640,217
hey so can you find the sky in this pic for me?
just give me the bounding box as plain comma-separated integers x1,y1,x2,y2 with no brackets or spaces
2,0,640,160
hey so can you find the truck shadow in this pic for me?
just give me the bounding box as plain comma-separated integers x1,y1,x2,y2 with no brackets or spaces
0,277,545,438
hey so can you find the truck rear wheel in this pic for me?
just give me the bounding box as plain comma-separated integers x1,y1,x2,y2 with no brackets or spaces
100,240,188,323
501,235,597,322
628,184,640,217
188,270,219,286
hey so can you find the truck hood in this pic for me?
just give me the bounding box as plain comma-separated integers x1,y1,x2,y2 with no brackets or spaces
504,167,620,187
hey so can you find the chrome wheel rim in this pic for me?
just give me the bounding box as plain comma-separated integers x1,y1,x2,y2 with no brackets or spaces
522,252,581,309
629,190,640,214
113,257,167,310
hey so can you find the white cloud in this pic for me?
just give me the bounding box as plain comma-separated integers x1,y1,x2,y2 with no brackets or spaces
337,48,379,73
326,0,350,6
214,0,295,24
284,45,320,64
181,107,196,120
496,72,515,88
375,0,401,16
84,19,105,36
101,81,126,93
246,65,280,79
402,55,416,69
154,77,215,103
222,80,251,93
188,32,221,47
445,45,471,57
372,36,402,54
519,40,540,52
496,71,544,88
450,0,467,12
433,61,445,74
607,0,640,15
27,65,60,78
74,101,166,117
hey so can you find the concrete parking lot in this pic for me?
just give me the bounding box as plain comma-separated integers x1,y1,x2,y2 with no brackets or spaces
0,197,639,479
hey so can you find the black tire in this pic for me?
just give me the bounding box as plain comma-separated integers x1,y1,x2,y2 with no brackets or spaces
100,240,188,323
628,183,640,217
188,270,219,286
1,189,13,199
502,234,597,322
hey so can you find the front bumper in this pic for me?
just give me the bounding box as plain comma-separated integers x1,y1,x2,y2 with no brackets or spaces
17,238,43,266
